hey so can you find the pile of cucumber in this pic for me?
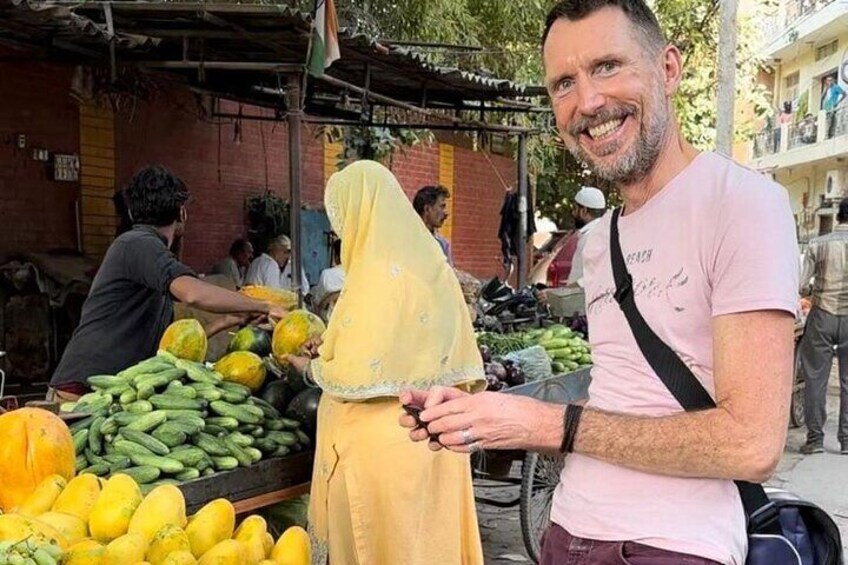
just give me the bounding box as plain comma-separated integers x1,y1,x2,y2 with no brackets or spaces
524,325,592,373
63,351,310,492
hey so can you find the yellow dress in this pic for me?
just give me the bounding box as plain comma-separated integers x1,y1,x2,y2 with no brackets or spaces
307,161,486,564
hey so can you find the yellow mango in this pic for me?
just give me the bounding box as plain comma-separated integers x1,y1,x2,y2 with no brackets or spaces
198,539,247,565
127,485,186,542
64,538,106,565
270,526,311,565
89,474,144,542
263,533,274,558
102,532,148,564
146,524,191,564
185,498,235,558
15,474,67,517
52,473,102,522
161,550,198,565
233,515,267,564
0,513,68,549
36,511,88,545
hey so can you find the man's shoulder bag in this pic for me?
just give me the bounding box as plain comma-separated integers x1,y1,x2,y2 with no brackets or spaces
608,207,842,565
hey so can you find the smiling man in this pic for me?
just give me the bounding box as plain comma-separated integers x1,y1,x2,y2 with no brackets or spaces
400,1,800,564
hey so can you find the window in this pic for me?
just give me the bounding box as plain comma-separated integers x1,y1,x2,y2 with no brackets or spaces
785,72,800,104
816,40,838,62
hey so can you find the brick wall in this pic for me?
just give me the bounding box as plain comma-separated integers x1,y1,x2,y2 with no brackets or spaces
0,57,81,257
115,91,325,272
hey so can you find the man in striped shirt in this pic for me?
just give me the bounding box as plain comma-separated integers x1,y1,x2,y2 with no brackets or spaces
800,197,848,454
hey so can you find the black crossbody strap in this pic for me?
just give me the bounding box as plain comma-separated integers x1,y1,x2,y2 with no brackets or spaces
609,208,780,535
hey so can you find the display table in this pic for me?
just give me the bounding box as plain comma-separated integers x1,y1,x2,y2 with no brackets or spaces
179,451,313,514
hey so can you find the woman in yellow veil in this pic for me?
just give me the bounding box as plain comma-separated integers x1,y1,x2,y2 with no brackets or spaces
286,160,485,565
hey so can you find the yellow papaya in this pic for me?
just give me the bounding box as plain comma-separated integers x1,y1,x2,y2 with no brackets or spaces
102,532,148,564
0,513,68,549
15,474,67,517
185,498,235,558
127,485,186,542
146,523,191,564
89,473,144,542
233,515,267,564
263,532,274,558
52,473,102,522
64,538,106,565
198,539,247,565
36,511,88,545
270,526,311,565
259,561,277,565
160,319,207,362
161,550,198,565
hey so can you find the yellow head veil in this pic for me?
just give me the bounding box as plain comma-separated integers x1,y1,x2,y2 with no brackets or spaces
310,160,484,400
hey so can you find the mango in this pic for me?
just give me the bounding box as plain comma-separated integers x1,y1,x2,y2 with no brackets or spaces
89,474,144,542
36,511,88,545
270,526,311,565
52,474,102,522
64,538,106,565
185,498,235,558
198,539,247,565
15,474,67,517
147,524,191,564
103,532,148,564
127,485,186,542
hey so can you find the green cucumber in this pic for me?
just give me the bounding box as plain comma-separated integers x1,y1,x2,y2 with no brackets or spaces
211,456,238,471
204,425,228,437
121,465,161,484
209,401,263,425
156,350,180,365
194,432,230,456
125,410,168,433
100,416,119,437
81,464,110,477
119,389,138,405
270,445,290,458
75,454,88,473
202,467,216,477
152,427,187,449
149,394,206,411
279,417,301,431
73,429,89,455
248,397,281,419
243,447,263,464
88,415,106,453
160,409,205,421
113,439,155,457
266,431,298,447
118,359,173,380
206,416,239,431
222,436,253,467
175,468,201,481
127,453,184,474
254,438,278,453
87,375,126,389
264,419,285,431
158,419,204,436
167,447,207,467
125,400,153,414
228,432,255,448
113,411,144,426
189,384,222,402
132,368,185,389
120,429,171,456
166,381,198,399
295,429,311,447
175,359,222,385
218,381,252,396
69,415,95,433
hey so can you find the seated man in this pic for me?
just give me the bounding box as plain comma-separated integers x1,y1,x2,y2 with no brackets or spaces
212,238,254,289
245,235,310,296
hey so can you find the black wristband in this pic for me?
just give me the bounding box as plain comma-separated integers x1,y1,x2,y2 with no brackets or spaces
559,404,584,454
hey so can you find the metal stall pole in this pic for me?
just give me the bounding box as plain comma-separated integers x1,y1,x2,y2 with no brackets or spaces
287,74,304,307
517,133,529,288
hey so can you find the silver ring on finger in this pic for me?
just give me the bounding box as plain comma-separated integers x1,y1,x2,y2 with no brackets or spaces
468,441,482,454
461,428,474,445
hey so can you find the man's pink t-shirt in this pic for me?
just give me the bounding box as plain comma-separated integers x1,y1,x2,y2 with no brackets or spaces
550,153,799,565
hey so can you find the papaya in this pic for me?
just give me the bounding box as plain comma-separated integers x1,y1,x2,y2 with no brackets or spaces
198,539,247,565
185,498,235,558
233,515,267,564
64,538,106,565
240,286,298,311
36,511,88,545
89,473,144,542
52,473,102,522
102,532,148,564
271,310,325,365
214,351,267,392
127,484,187,542
161,550,198,565
146,523,191,564
15,474,67,517
0,513,68,549
263,532,274,558
270,526,311,565
159,319,208,363
227,326,272,357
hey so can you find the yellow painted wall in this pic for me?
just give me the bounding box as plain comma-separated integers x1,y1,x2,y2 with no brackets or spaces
438,143,455,241
79,102,116,257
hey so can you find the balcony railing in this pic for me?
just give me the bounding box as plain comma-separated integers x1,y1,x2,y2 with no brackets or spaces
751,109,846,163
753,130,779,159
789,122,818,149
827,106,848,140
785,0,836,26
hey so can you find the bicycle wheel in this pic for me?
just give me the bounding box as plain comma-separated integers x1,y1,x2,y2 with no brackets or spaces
519,451,564,563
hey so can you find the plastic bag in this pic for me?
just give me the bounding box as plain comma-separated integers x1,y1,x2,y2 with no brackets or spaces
503,345,553,384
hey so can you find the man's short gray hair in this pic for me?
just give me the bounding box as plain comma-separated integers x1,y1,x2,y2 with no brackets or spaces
268,235,292,250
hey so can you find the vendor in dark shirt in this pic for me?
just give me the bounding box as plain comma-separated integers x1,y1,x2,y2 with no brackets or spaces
49,165,288,401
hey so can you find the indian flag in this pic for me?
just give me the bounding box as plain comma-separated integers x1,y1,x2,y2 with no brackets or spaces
309,0,340,76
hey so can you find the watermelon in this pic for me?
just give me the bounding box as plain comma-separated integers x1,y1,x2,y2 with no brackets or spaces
286,388,322,438
259,380,293,414
228,326,273,357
